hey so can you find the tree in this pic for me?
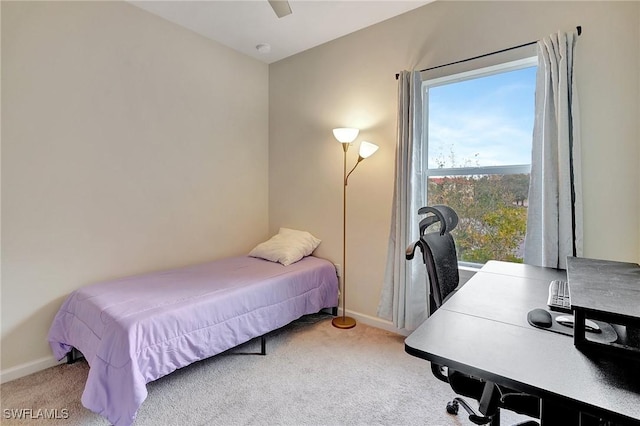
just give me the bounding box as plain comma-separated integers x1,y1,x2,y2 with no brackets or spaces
427,174,529,264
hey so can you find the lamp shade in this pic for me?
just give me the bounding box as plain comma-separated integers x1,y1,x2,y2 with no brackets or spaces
358,141,379,159
333,128,359,143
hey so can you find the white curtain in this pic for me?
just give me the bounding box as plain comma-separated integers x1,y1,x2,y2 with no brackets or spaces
377,70,427,330
524,30,583,269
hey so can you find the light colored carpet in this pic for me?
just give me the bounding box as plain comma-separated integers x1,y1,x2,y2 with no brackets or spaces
1,314,527,425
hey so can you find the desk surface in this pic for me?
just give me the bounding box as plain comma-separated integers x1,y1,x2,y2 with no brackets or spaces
405,261,640,425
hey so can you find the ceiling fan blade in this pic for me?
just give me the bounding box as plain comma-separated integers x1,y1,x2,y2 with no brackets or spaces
268,0,292,18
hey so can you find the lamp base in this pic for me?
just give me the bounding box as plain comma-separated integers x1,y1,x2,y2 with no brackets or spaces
332,316,356,329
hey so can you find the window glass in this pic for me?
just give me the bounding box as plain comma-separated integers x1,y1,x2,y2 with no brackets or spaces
424,59,536,265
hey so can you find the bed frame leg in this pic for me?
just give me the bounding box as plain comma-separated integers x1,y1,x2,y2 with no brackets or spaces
332,307,338,316
66,348,78,364
260,336,266,355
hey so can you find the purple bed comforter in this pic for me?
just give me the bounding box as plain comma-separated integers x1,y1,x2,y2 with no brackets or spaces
48,255,338,426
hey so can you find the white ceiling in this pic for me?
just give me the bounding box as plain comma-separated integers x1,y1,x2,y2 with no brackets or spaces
130,1,432,64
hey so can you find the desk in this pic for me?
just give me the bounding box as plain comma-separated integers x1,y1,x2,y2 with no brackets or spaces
405,261,640,426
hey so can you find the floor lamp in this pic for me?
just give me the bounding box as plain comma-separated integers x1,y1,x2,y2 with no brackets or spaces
332,128,379,329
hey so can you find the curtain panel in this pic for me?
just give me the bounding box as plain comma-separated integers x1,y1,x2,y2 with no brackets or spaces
524,30,583,269
378,71,427,330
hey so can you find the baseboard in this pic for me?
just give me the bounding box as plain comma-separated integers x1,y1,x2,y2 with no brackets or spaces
338,308,412,337
1,356,64,384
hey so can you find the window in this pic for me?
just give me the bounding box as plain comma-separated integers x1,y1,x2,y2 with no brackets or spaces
423,57,537,266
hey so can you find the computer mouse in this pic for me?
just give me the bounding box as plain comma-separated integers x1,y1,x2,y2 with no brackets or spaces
555,315,601,333
527,308,552,328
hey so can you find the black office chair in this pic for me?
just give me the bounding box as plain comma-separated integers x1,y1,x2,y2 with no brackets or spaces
407,205,539,426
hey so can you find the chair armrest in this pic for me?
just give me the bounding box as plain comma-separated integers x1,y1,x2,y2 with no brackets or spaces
406,241,420,260
430,363,449,383
500,392,540,418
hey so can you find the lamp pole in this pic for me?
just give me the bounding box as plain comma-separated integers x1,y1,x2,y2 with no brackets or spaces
332,143,356,329
330,129,377,330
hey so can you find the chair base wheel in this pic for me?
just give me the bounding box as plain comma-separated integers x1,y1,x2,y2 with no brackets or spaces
447,398,492,425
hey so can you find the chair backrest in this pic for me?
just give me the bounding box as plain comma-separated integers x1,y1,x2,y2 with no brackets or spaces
408,205,460,311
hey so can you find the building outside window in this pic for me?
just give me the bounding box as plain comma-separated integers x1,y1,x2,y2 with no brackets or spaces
423,57,537,266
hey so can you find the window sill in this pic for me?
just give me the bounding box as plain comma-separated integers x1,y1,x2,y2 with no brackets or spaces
458,264,480,285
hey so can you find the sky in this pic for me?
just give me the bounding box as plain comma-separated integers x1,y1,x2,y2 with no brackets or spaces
427,66,536,169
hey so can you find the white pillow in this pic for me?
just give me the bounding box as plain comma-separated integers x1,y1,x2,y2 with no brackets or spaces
249,228,321,266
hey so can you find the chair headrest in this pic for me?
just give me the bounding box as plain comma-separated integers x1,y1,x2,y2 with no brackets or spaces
417,205,458,236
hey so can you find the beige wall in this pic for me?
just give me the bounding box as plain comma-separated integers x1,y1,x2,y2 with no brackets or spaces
269,1,640,325
1,1,269,373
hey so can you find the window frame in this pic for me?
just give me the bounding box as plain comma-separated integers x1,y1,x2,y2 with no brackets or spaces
421,56,538,268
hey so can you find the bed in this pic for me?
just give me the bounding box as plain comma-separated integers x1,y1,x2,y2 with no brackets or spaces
48,250,338,426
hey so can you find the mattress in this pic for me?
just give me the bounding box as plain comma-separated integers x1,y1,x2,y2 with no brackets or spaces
48,255,338,426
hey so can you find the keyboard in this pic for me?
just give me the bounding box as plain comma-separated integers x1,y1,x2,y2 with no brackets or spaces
547,279,572,313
